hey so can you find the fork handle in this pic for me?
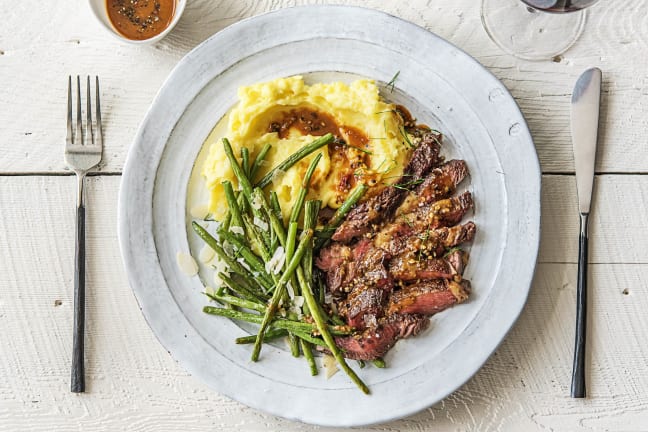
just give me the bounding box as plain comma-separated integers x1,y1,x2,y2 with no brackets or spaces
71,193,86,393
571,212,589,398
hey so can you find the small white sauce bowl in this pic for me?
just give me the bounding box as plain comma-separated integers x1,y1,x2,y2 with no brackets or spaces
88,0,186,45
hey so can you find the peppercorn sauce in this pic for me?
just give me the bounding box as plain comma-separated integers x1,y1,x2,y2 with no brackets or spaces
106,0,175,41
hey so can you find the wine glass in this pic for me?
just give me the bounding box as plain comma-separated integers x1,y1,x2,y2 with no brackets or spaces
481,0,600,61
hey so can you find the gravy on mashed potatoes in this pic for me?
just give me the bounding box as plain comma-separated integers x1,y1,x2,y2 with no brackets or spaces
202,76,414,221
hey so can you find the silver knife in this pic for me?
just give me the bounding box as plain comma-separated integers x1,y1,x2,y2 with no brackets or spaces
570,67,602,398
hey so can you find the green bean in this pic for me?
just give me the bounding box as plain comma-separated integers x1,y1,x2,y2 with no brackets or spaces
218,229,269,282
269,191,282,251
222,138,254,199
315,183,369,249
221,212,232,232
296,262,370,394
288,334,301,358
202,306,351,336
206,289,263,311
221,138,268,229
285,222,298,269
250,143,272,180
241,214,270,261
372,358,386,368
241,147,250,178
236,329,287,344
293,330,327,349
301,340,318,376
222,180,243,228
191,222,271,292
289,153,322,224
217,273,268,306
251,229,314,361
254,188,287,249
256,133,334,189
270,191,282,221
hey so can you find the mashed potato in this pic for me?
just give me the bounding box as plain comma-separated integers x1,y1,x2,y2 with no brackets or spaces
202,76,412,221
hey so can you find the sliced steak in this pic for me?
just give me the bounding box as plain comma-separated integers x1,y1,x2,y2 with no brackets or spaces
388,252,462,281
399,191,474,233
315,242,354,295
331,132,442,243
333,314,430,360
397,159,468,216
387,279,471,315
373,221,476,259
335,242,393,329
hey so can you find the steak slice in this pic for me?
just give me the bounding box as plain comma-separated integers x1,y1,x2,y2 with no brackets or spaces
396,159,468,216
373,221,476,258
389,253,460,281
398,191,474,234
387,279,471,315
315,242,354,295
335,241,393,329
333,314,430,360
331,132,442,243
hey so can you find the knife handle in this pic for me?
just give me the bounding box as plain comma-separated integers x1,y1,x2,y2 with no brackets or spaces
71,202,86,393
571,212,589,398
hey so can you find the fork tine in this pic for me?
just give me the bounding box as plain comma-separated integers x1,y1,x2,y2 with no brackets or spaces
95,76,103,148
66,76,72,144
86,76,93,145
76,75,82,145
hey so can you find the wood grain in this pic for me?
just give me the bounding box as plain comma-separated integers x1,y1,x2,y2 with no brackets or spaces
1,175,646,431
1,0,647,174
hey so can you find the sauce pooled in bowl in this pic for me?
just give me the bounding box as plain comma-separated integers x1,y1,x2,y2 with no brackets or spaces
106,0,176,41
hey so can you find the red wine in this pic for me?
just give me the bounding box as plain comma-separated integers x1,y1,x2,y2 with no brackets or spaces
521,0,598,12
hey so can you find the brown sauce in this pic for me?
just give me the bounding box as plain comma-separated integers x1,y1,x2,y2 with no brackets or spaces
267,107,373,197
106,0,175,41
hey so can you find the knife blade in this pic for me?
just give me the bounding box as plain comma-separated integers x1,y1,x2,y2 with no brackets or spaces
571,68,602,214
570,67,602,399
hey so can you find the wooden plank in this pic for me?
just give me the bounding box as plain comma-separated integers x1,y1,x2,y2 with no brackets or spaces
539,174,648,264
1,175,647,430
1,0,647,174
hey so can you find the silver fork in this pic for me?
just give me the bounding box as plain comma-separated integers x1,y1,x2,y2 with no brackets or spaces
65,75,103,393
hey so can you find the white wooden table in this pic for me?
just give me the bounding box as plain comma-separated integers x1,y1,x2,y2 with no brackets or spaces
2,1,647,430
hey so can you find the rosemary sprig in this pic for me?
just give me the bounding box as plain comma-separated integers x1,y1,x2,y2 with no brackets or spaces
387,71,400,93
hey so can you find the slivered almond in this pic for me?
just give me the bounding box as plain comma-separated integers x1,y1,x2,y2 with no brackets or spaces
190,204,210,219
176,252,198,276
199,244,215,263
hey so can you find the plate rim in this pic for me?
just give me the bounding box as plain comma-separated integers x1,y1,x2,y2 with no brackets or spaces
118,4,541,426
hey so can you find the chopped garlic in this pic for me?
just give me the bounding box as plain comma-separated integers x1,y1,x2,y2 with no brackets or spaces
176,252,198,276
190,204,210,219
199,244,215,263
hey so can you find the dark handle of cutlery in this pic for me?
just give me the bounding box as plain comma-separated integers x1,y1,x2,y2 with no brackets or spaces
571,212,589,398
71,204,86,393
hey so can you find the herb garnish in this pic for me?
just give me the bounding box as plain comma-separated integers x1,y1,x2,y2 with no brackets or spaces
387,71,400,93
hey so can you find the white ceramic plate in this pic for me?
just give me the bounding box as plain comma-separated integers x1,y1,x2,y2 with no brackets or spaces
119,5,540,427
